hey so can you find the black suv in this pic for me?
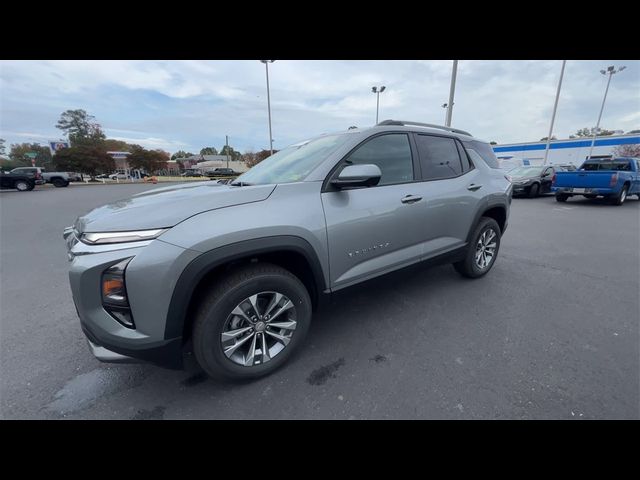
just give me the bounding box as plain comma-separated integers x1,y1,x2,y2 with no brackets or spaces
206,168,238,177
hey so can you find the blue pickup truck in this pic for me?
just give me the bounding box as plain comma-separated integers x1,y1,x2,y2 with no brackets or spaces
552,157,640,205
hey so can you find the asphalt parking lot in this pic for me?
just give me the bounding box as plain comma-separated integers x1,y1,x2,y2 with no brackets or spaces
1,184,638,419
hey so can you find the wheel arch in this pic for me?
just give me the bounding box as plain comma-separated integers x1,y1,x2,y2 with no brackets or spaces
466,202,507,244
164,235,327,342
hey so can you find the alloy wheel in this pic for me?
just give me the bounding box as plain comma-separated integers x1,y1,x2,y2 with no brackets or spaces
475,228,497,270
221,291,297,367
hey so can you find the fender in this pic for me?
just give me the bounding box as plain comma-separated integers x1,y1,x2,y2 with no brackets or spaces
163,235,327,340
465,198,509,244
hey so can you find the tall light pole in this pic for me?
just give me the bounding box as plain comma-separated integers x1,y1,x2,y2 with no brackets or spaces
445,60,458,127
260,60,275,155
372,86,386,124
587,65,626,160
441,103,448,124
543,60,567,165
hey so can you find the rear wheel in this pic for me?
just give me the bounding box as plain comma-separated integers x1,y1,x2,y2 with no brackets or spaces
52,178,68,188
528,183,539,198
193,263,312,381
454,217,501,279
555,194,568,202
14,180,31,191
610,185,629,206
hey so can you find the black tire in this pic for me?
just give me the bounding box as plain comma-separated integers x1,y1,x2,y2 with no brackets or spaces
610,185,629,206
454,217,501,279
192,262,312,381
52,178,68,188
14,180,31,192
555,194,568,202
528,183,539,198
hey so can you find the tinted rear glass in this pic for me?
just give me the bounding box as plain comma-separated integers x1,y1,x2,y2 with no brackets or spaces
582,161,631,171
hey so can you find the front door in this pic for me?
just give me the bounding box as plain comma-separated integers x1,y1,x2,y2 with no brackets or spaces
321,133,426,290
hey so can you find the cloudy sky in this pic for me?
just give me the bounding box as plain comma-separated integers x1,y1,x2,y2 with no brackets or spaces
1,60,638,154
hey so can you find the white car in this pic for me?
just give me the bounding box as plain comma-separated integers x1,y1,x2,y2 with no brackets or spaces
110,172,131,180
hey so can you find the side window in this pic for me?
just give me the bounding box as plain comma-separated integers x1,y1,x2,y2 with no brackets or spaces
456,140,474,173
343,133,413,186
415,134,463,180
544,167,554,177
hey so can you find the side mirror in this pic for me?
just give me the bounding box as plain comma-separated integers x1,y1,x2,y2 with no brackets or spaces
331,164,382,189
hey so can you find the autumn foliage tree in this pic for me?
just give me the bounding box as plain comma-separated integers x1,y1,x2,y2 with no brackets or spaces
127,145,169,174
53,145,115,176
613,144,640,157
243,149,277,168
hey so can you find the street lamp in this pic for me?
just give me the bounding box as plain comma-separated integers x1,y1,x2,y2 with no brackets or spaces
441,103,448,124
260,60,275,156
586,65,626,160
371,86,386,124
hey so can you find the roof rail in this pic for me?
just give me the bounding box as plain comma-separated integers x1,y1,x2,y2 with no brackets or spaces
377,119,472,137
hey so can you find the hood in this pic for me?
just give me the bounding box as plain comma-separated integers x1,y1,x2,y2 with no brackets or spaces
76,182,276,233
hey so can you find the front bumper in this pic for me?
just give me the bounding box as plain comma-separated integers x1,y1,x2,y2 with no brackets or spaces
65,228,200,369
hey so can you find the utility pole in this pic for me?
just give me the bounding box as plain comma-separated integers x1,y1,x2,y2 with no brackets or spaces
445,60,458,127
371,86,386,124
543,60,566,165
260,60,275,155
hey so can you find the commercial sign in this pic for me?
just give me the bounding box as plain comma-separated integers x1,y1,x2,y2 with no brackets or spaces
49,141,70,153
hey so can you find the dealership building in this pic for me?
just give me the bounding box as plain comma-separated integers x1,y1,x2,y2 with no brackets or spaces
492,134,640,170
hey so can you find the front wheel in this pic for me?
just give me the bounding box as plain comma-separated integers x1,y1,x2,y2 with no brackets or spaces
555,194,568,202
454,217,501,279
193,263,312,381
528,183,539,198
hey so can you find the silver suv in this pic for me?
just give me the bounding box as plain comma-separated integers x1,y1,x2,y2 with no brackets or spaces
64,120,512,380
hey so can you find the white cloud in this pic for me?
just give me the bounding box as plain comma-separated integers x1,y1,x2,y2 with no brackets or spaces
1,60,638,153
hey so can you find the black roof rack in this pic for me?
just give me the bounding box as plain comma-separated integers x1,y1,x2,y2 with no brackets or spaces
377,119,472,137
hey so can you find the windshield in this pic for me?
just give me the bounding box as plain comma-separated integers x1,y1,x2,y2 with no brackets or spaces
508,166,543,177
234,134,351,185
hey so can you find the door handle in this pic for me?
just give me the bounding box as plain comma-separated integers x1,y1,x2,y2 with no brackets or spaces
401,195,422,204
467,184,482,191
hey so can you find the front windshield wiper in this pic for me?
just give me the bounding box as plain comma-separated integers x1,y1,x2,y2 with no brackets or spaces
230,181,254,187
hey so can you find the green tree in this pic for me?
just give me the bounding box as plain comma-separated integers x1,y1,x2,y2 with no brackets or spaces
9,143,53,169
171,150,195,160
219,145,242,161
489,141,497,145
56,109,106,145
200,147,218,155
52,145,115,176
127,145,168,174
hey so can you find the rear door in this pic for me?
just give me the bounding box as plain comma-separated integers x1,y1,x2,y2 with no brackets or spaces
411,134,480,256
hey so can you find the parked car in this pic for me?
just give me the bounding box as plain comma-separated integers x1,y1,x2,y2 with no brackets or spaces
110,172,131,180
181,170,202,177
41,169,70,187
10,167,45,185
553,157,640,205
1,171,35,191
63,120,511,381
215,178,233,184
205,167,238,177
507,165,558,197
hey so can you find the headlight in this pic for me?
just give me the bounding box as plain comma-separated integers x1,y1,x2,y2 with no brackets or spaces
80,228,168,245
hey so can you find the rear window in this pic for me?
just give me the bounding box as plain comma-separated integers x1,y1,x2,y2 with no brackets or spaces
463,140,500,169
582,161,631,171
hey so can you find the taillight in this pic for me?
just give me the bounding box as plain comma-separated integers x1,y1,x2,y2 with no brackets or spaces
551,173,557,186
610,173,618,187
